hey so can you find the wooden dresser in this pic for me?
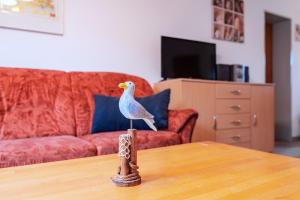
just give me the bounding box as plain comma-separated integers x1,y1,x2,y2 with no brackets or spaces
154,79,275,152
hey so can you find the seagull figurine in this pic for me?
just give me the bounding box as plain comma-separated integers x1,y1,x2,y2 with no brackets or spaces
118,81,157,131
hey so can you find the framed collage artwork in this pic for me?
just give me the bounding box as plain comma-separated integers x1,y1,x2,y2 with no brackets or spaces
213,0,244,43
296,24,300,41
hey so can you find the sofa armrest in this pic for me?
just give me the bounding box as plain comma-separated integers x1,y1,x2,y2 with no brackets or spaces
167,109,198,143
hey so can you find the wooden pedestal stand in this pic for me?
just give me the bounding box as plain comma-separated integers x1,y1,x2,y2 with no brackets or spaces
111,129,141,187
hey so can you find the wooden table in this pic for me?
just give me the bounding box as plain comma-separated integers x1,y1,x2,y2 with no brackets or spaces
1,142,300,200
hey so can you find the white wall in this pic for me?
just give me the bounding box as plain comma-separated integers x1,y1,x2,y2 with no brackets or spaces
0,0,284,83
1,0,300,136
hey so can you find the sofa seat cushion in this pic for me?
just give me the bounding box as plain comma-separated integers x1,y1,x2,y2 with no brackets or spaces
0,136,97,168
80,131,181,155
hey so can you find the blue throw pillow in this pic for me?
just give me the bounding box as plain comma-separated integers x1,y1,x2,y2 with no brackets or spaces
91,89,170,133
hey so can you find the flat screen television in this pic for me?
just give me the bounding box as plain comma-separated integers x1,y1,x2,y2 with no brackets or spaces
161,36,216,80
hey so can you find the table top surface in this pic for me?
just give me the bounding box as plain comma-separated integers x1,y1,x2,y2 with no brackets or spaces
1,142,300,200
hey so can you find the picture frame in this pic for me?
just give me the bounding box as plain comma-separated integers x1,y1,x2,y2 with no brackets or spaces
212,0,244,43
296,25,300,42
232,64,246,82
0,0,64,35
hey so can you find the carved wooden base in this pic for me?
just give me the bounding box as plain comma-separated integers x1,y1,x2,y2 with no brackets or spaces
111,173,141,187
111,129,142,187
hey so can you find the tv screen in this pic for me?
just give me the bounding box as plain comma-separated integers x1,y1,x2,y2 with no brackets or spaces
161,36,216,80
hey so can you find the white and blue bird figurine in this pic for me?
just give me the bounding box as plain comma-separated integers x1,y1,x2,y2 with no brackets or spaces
118,81,157,131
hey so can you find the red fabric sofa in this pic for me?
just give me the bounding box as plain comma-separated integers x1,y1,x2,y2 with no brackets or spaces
0,67,198,168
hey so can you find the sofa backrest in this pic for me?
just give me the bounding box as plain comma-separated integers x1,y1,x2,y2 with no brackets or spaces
0,67,76,140
70,72,153,136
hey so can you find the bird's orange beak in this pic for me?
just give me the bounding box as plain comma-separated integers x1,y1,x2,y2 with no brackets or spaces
118,82,128,90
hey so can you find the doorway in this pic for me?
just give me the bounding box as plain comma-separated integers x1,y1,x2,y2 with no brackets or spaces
265,12,292,141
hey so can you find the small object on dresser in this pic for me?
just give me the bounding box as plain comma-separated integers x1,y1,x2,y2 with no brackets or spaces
216,64,233,81
232,65,249,82
244,66,249,82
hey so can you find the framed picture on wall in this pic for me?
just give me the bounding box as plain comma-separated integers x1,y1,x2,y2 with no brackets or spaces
0,0,64,35
212,0,244,43
296,25,300,41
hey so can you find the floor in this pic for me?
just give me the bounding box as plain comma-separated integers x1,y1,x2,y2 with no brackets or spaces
274,141,300,158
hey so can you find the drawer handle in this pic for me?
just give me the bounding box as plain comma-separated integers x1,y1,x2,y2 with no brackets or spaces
253,113,257,126
231,90,242,95
213,116,217,130
230,105,241,110
232,135,241,141
231,120,242,125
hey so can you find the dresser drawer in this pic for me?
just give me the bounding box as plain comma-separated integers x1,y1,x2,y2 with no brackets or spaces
216,129,250,144
216,99,250,114
216,114,251,129
216,84,251,99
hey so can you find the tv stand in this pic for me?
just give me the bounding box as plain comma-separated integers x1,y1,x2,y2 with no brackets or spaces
154,79,275,152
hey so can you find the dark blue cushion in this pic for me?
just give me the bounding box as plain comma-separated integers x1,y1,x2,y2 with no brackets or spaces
91,89,170,133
